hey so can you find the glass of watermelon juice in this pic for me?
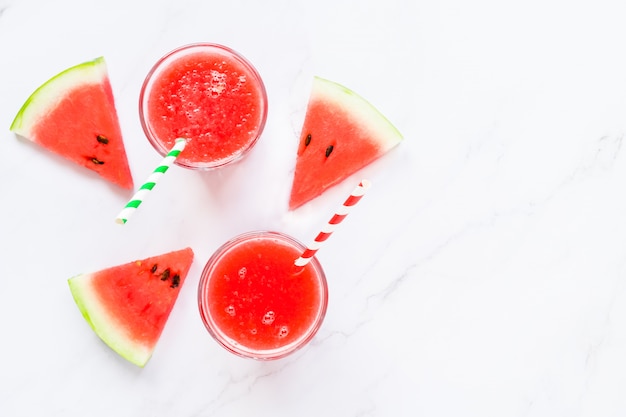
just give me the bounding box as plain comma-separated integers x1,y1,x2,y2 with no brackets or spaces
198,231,328,360
139,43,268,169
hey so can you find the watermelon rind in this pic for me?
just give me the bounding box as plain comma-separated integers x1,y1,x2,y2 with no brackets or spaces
311,76,403,151
10,57,109,135
289,76,403,209
67,248,194,367
68,273,152,367
9,56,134,190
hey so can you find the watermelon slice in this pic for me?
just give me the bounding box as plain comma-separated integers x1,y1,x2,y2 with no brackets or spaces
289,76,403,209
10,57,133,190
68,247,194,367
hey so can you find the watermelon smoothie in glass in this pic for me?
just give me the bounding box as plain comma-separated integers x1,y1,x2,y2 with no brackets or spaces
139,43,268,169
198,231,328,360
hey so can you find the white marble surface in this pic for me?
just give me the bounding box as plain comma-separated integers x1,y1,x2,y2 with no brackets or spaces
2,0,626,415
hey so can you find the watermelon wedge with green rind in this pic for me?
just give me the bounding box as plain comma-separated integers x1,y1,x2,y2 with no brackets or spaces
289,76,403,209
10,57,133,190
68,247,194,367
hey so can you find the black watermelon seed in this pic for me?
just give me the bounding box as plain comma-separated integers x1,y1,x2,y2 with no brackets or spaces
304,133,311,147
96,135,109,144
160,268,170,281
170,274,181,289
325,145,334,158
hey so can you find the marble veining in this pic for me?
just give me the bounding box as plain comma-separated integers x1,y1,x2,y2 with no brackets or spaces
3,0,626,416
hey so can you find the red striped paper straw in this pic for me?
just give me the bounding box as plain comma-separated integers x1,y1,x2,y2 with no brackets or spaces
294,179,372,267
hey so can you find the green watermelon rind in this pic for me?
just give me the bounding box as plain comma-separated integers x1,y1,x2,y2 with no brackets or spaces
68,273,152,367
10,57,108,136
289,76,403,209
311,76,404,148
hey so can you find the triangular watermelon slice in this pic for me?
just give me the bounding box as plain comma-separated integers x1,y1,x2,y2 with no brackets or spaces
68,247,194,367
289,76,403,209
10,57,133,190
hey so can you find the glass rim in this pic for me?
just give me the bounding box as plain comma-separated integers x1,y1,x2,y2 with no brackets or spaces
198,231,328,360
138,42,268,170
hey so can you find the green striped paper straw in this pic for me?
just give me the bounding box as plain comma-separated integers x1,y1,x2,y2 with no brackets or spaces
115,138,187,225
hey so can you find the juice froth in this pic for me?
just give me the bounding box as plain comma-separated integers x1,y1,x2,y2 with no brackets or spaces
198,231,328,359
140,43,267,169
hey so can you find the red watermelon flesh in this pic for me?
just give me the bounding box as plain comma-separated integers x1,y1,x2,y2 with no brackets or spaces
10,57,133,190
289,77,403,210
68,247,194,367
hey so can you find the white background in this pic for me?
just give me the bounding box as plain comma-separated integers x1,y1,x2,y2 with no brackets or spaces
2,0,626,416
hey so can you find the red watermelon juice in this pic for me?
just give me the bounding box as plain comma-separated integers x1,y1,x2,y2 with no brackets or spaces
198,231,328,360
139,43,268,169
